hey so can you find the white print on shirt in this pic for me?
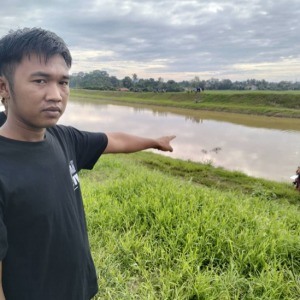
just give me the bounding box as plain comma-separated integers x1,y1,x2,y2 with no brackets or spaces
69,160,79,190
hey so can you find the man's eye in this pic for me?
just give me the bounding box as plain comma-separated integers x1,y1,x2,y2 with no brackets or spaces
60,81,69,86
35,80,46,84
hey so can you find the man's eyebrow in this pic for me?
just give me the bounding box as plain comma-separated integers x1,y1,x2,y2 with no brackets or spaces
30,72,51,78
30,72,70,80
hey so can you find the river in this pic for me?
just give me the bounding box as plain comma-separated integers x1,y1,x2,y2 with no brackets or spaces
55,98,300,182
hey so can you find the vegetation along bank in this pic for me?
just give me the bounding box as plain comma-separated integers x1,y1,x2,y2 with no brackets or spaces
83,152,300,299
71,89,300,118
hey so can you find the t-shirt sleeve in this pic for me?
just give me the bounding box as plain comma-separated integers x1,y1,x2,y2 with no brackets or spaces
0,195,8,261
61,126,108,171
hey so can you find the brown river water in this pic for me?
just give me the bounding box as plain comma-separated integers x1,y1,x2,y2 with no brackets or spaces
2,97,297,182
58,97,300,182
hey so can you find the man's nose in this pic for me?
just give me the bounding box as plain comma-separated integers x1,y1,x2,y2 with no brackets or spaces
45,83,63,102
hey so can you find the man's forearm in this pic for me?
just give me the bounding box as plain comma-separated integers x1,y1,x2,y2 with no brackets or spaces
105,133,160,154
116,133,159,152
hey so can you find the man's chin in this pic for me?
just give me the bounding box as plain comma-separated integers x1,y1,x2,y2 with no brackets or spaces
44,121,59,128
37,118,60,129
42,116,61,128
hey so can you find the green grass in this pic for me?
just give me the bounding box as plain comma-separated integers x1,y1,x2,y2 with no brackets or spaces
117,152,300,205
80,153,300,299
70,89,300,118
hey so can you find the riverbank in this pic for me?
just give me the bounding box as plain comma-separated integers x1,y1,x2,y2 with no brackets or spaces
117,151,299,204
71,89,300,118
82,152,300,299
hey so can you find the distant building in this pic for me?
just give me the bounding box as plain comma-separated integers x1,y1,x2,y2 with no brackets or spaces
119,88,130,92
246,85,258,90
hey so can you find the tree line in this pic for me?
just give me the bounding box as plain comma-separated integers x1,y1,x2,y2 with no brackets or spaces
180,77,300,91
70,71,300,92
70,71,184,92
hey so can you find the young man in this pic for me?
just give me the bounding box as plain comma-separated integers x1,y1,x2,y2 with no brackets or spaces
0,28,175,300
0,99,7,127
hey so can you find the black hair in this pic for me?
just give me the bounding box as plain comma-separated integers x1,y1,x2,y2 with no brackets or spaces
0,28,72,94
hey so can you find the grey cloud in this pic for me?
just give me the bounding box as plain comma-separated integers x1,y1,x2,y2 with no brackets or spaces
0,0,299,80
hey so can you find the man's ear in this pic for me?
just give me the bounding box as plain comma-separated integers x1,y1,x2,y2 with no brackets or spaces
0,76,11,99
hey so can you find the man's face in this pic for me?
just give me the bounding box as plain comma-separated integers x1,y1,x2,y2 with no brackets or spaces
8,53,70,129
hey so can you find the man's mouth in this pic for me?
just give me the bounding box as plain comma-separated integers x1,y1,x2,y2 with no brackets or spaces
42,106,61,112
42,106,62,117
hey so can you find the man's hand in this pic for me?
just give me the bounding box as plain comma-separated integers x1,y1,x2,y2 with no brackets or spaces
154,135,176,152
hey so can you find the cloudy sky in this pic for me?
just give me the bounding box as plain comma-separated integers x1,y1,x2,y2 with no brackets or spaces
0,0,299,82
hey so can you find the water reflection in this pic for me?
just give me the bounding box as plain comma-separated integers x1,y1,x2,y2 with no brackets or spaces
59,98,300,182
134,107,205,123
186,116,204,124
70,97,300,132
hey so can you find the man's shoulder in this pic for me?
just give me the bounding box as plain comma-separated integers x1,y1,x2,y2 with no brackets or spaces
46,125,76,145
47,125,77,139
47,124,71,134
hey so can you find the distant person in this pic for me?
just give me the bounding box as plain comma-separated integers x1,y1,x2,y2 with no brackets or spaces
0,98,7,126
0,28,176,300
294,166,300,193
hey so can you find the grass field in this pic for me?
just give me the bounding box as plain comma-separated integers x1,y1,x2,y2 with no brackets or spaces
70,89,300,118
81,152,300,299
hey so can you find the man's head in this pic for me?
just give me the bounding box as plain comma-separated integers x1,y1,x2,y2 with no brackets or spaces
0,28,72,96
0,28,72,129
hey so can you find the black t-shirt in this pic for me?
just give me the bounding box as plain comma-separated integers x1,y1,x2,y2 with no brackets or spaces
0,111,6,127
0,125,108,300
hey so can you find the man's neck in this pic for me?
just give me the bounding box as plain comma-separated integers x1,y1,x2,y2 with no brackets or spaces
0,118,46,142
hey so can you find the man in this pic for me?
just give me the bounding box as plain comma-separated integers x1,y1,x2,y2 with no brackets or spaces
0,99,7,127
0,28,175,300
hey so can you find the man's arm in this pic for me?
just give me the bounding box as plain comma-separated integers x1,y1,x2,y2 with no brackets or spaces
103,133,176,154
0,262,5,300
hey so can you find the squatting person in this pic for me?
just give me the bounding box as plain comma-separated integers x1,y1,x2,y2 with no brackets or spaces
0,28,176,300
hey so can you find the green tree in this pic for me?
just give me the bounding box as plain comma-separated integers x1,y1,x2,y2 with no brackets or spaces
190,76,201,88
123,76,133,89
132,73,138,81
110,76,120,88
